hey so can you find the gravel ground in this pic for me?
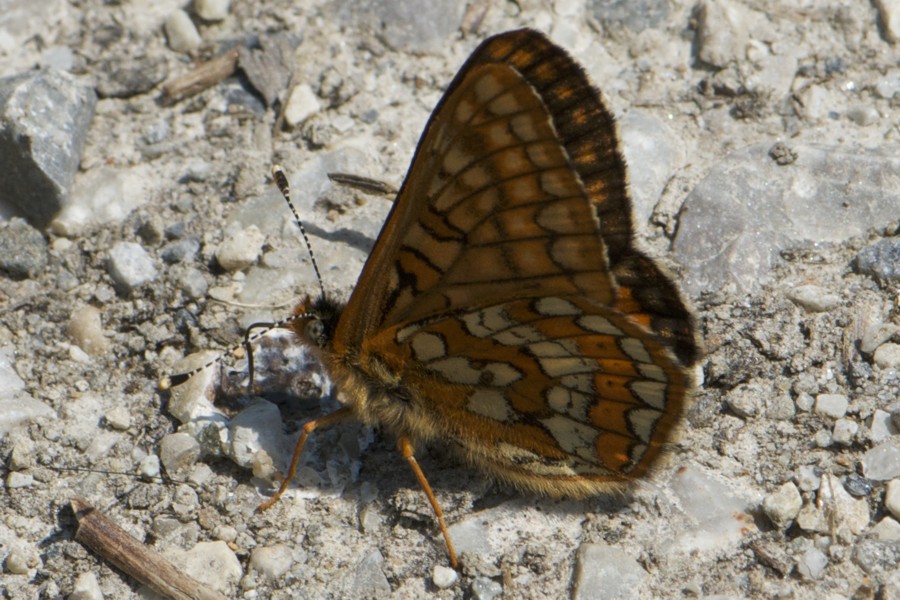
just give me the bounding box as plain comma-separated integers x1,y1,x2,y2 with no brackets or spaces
1,1,899,599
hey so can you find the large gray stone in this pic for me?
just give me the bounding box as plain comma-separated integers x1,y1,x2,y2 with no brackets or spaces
0,69,96,228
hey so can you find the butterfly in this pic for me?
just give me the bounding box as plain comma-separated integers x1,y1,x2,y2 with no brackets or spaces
174,27,699,568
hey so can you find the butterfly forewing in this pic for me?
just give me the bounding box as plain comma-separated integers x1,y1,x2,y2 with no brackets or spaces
325,29,696,500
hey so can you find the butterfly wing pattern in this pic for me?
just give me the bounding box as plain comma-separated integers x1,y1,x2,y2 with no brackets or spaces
277,28,698,563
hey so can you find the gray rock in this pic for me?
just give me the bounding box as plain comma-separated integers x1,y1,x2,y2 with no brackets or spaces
340,0,465,54
618,111,684,227
0,69,96,228
249,544,294,581
763,482,802,529
885,479,900,520
675,145,900,296
875,0,900,43
873,343,900,369
346,549,391,597
855,238,900,285
107,241,158,293
862,438,900,481
587,0,670,32
814,394,849,419
0,218,48,278
159,432,201,475
573,542,647,600
796,547,827,580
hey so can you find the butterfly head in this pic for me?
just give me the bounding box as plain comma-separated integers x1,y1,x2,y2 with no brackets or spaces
290,294,343,349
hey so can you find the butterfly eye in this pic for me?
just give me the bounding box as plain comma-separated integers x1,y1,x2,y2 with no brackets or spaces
305,318,326,346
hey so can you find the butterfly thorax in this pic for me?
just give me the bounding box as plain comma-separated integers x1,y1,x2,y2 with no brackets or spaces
289,295,435,441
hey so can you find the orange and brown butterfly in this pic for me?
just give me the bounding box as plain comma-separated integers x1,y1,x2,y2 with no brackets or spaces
170,27,699,568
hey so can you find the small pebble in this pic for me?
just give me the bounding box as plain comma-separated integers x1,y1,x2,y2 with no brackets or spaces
814,429,832,448
108,241,158,292
67,305,111,356
787,284,841,312
796,547,828,580
846,105,880,126
165,10,201,53
180,541,242,589
284,83,322,126
471,577,503,600
814,393,849,419
843,474,873,497
870,517,900,542
215,225,266,271
433,564,459,589
105,405,132,430
250,544,294,580
140,454,161,479
832,418,858,446
0,218,48,278
796,465,821,491
69,572,103,600
194,0,231,21
159,432,201,475
763,482,802,529
5,549,34,574
885,480,900,519
7,472,34,488
873,343,900,369
862,439,900,481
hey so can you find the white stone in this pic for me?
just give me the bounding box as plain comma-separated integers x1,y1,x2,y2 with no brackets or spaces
179,541,242,591
140,454,160,479
797,547,828,580
814,393,849,419
284,84,321,126
870,517,900,541
788,284,841,312
875,0,900,43
874,343,900,369
194,0,231,21
763,482,802,529
885,479,900,520
7,471,34,488
70,572,103,600
818,474,869,538
832,418,858,446
432,564,459,589
573,543,647,600
795,465,820,492
229,399,286,469
250,544,294,580
67,305,110,355
105,405,131,430
862,438,900,480
215,225,266,271
165,10,201,53
108,241,158,291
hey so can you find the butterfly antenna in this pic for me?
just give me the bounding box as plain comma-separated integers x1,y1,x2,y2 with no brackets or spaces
271,164,326,300
160,312,307,389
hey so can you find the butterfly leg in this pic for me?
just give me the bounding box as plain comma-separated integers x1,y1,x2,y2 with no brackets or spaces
256,407,354,511
242,321,277,390
397,436,459,568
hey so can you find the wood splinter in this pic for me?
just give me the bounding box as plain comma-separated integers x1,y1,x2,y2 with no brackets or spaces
70,497,227,600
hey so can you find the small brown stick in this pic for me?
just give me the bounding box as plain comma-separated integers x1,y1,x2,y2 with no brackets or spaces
160,49,240,106
71,497,227,600
327,172,399,196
